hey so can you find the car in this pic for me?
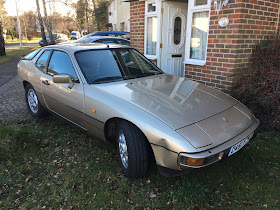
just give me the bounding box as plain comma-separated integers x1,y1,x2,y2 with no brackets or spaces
86,31,130,39
17,43,260,178
70,31,81,40
73,36,130,46
39,33,68,47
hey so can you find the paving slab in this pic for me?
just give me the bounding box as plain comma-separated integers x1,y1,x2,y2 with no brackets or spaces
0,54,23,87
0,76,30,119
0,53,31,119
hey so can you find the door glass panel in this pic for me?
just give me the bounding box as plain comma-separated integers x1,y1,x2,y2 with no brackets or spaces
36,50,51,71
195,0,207,6
173,16,182,45
147,3,156,12
190,11,209,60
47,51,78,80
146,16,157,55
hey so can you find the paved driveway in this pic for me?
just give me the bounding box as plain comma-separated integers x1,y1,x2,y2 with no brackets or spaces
0,55,30,119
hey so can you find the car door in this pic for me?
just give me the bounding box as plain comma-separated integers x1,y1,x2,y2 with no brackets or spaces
39,50,84,128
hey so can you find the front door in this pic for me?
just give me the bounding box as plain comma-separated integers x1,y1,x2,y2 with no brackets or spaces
160,1,187,77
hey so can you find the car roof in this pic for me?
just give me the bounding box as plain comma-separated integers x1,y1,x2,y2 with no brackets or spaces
76,36,130,42
87,31,130,36
42,42,131,52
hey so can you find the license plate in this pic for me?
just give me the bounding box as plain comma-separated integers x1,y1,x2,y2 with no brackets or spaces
228,134,252,157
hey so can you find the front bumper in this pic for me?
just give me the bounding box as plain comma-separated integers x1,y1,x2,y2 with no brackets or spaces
177,117,260,169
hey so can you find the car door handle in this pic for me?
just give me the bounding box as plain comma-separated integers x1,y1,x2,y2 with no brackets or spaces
42,80,50,86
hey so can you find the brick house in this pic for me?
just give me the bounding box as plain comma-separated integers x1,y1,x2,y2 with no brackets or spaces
128,0,280,91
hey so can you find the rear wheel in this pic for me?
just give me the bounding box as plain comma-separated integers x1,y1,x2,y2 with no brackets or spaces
117,121,150,178
25,84,46,118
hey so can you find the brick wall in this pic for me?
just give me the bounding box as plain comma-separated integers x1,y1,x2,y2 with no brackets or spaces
129,0,280,91
185,0,280,91
130,1,145,54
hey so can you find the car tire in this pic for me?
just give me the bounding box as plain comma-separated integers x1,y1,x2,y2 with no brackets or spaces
25,84,46,118
116,121,150,178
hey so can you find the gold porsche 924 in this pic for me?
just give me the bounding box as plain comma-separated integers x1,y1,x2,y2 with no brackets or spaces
17,43,260,178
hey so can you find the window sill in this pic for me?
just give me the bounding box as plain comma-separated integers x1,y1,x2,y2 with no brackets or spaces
145,55,157,60
184,59,206,66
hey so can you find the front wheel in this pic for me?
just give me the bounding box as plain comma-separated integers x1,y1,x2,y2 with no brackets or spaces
116,121,151,178
25,84,46,118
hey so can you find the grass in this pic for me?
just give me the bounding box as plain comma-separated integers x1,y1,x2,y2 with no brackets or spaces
0,117,279,209
0,47,40,65
6,38,41,44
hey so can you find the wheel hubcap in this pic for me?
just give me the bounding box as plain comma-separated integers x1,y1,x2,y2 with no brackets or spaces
27,89,38,113
118,130,128,169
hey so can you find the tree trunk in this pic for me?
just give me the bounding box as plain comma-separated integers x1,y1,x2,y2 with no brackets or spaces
24,24,28,42
36,0,48,46
0,16,6,56
41,0,55,45
85,0,89,34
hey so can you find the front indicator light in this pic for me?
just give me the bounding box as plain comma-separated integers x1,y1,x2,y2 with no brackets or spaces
181,157,204,166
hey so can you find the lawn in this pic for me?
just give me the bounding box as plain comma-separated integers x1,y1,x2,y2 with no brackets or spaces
0,47,40,65
0,117,279,209
6,38,41,44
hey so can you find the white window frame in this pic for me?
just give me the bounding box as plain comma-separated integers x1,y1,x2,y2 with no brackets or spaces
184,0,211,66
144,0,159,60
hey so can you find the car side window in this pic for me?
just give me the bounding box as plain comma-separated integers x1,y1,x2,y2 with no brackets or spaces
35,50,51,72
99,39,115,44
116,40,130,46
47,51,79,81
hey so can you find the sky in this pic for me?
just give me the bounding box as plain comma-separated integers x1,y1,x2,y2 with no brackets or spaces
5,0,77,16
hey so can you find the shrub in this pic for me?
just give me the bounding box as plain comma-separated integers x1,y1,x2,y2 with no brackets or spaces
27,35,33,41
5,35,12,40
232,34,280,131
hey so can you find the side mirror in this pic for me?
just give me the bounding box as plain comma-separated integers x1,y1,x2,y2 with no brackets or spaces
53,74,74,89
20,55,27,59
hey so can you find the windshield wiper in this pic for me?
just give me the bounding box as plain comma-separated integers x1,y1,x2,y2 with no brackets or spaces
92,76,124,83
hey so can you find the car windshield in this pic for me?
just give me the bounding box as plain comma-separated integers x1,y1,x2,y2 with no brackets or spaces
75,49,163,84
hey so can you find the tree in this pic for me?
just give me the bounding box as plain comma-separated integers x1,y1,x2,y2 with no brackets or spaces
94,0,108,31
92,0,99,31
19,11,37,37
36,0,48,46
5,16,17,40
41,0,55,45
75,0,86,33
0,0,6,56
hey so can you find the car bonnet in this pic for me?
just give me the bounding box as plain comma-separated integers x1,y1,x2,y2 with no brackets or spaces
93,74,239,130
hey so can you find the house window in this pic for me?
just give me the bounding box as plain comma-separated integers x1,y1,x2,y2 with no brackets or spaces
185,0,211,66
146,17,157,55
195,0,207,6
145,1,158,59
190,11,209,60
148,3,156,12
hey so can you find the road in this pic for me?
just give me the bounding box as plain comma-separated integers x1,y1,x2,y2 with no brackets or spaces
5,42,39,51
